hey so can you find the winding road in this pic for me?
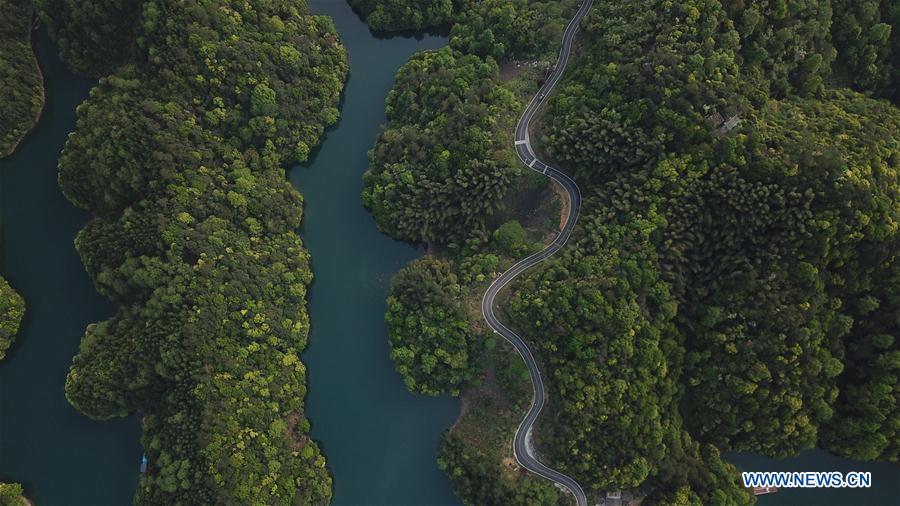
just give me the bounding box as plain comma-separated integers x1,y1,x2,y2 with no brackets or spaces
480,0,592,505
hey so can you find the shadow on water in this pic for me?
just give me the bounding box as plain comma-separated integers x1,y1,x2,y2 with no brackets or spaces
294,2,460,505
342,1,451,41
0,29,141,505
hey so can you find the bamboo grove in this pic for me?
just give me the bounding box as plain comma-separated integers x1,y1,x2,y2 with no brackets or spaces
360,0,899,504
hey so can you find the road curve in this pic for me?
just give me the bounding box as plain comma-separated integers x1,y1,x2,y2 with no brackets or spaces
480,1,592,505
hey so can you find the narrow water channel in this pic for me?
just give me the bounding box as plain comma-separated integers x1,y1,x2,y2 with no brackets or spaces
294,2,459,505
0,31,142,505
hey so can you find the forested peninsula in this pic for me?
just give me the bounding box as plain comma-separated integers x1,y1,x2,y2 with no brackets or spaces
0,0,44,158
29,0,347,503
361,0,900,504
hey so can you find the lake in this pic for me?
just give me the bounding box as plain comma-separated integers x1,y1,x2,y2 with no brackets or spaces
0,30,142,505
295,2,459,505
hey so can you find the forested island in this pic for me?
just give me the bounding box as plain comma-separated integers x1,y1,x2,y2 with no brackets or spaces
361,0,900,504
0,0,43,158
2,0,346,503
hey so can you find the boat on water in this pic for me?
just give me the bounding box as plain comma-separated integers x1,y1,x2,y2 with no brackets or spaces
753,486,778,495
140,454,148,474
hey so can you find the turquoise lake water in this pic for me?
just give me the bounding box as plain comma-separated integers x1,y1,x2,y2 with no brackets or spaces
295,2,460,505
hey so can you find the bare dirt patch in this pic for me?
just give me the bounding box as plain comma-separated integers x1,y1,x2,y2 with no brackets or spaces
553,181,571,230
499,59,551,84
499,60,528,83
284,411,310,451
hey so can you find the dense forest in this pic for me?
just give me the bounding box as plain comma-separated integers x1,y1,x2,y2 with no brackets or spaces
348,0,453,31
362,47,518,245
0,277,24,362
37,0,347,503
361,0,900,504
35,0,142,77
831,0,900,100
2,0,897,503
349,0,579,59
0,0,44,157
386,257,481,396
362,13,581,497
534,0,899,472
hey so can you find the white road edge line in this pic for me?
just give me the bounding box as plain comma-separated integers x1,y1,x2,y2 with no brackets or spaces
479,2,593,506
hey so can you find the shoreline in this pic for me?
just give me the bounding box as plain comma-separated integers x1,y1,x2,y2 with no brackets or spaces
2,11,47,159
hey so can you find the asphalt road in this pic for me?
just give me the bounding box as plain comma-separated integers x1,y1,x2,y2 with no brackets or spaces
480,1,592,505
